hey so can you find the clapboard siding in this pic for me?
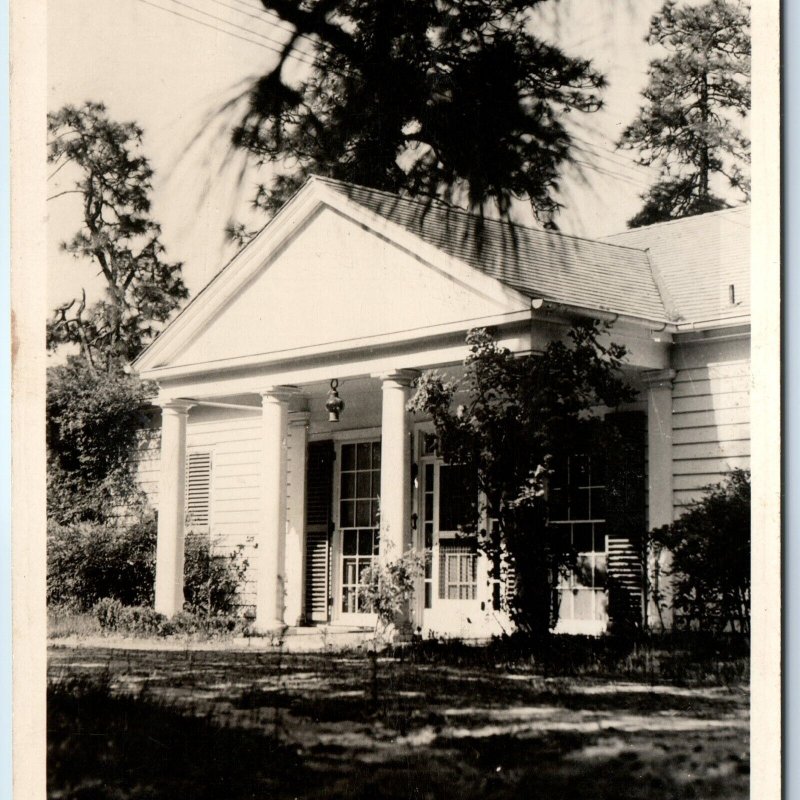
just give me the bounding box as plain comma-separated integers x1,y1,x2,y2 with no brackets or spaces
673,456,750,476
672,390,749,414
131,427,161,507
671,342,750,513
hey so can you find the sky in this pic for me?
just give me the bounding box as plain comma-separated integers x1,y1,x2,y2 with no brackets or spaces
46,0,672,307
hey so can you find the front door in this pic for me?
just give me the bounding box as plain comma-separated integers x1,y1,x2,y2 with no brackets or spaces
335,439,381,624
416,446,483,632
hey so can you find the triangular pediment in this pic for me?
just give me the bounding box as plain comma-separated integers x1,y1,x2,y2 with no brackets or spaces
136,183,530,375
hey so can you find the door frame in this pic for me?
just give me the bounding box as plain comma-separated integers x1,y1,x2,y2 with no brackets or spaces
330,428,382,627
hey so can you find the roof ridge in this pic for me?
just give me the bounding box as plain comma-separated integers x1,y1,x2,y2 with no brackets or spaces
313,174,651,254
602,204,750,238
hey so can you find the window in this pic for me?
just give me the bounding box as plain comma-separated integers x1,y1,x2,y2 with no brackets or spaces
550,454,607,622
439,541,477,600
339,441,380,614
185,451,212,531
438,463,477,532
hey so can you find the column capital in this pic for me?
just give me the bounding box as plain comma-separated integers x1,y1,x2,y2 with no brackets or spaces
260,385,299,403
159,398,194,415
642,368,676,390
374,369,420,388
288,410,311,427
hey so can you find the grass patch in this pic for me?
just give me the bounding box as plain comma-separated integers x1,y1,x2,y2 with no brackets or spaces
48,608,102,639
48,674,304,800
49,648,750,800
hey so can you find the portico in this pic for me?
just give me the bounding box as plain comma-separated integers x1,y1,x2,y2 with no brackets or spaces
134,176,749,637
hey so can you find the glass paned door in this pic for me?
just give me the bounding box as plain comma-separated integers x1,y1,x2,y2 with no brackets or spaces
551,454,608,624
339,441,380,616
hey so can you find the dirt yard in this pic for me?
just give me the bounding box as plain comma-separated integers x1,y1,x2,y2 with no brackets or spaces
48,643,749,800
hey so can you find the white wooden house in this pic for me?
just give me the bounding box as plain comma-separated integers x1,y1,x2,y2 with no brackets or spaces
132,177,750,637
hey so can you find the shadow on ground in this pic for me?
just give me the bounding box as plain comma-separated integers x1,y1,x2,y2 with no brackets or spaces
48,646,749,800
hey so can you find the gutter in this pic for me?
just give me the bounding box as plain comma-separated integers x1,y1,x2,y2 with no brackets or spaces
530,298,676,333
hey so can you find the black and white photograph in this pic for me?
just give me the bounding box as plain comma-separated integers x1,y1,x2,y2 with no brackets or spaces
10,0,781,797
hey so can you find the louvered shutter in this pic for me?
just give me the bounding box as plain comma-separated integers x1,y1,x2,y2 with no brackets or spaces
604,411,647,628
185,451,212,532
305,440,334,622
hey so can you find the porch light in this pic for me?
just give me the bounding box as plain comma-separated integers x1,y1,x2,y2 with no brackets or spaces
325,379,345,422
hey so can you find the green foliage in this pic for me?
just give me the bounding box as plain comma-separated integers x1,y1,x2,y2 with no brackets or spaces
47,101,187,368
183,536,250,616
619,0,750,227
48,514,249,618
650,469,750,634
360,550,424,632
228,0,605,228
47,518,158,610
408,324,636,636
47,356,153,524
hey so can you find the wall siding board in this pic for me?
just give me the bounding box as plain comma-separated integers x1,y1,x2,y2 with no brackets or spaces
673,406,749,428
670,341,750,517
672,423,750,445
672,391,749,414
672,456,750,475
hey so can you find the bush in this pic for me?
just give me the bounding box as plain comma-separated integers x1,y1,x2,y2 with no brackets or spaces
650,469,750,635
48,516,157,610
360,550,424,634
184,536,249,615
92,601,247,638
49,516,250,616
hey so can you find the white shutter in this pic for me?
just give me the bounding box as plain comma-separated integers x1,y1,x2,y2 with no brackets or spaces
185,451,212,531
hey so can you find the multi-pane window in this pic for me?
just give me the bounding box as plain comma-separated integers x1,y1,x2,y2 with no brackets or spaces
340,441,380,614
439,541,477,600
437,462,478,601
550,454,608,622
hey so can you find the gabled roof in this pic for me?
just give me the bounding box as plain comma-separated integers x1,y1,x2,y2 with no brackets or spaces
603,206,750,326
135,176,750,376
318,177,668,323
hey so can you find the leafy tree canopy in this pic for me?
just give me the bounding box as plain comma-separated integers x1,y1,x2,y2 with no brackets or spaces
619,0,750,228
228,0,606,229
408,323,636,635
47,101,188,370
47,356,153,525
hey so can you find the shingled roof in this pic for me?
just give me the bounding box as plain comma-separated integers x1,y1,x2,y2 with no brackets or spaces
603,206,750,327
319,177,669,323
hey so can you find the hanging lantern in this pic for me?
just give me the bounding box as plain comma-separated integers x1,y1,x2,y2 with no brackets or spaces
325,378,344,422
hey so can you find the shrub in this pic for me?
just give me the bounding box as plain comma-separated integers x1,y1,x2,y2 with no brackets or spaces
47,516,157,610
92,602,247,638
93,598,126,631
650,469,750,635
183,536,250,615
49,516,250,616
360,550,424,634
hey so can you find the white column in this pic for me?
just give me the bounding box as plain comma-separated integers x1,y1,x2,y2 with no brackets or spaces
154,399,193,617
644,368,676,629
285,409,310,627
256,386,297,632
376,370,419,562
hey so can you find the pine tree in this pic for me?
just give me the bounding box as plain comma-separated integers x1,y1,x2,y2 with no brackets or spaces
619,0,750,228
228,0,606,229
47,102,188,370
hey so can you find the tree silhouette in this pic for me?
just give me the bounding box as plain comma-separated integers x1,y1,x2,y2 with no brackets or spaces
227,0,606,230
618,0,750,228
48,102,188,370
